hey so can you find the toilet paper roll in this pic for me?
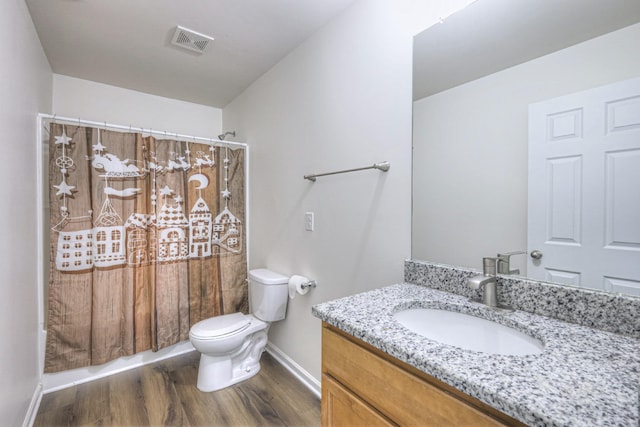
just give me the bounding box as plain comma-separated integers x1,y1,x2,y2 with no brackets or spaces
288,275,310,299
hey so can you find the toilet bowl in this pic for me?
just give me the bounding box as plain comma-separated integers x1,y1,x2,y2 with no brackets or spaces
189,268,289,392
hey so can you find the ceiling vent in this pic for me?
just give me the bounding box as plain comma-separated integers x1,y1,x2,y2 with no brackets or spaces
171,26,214,54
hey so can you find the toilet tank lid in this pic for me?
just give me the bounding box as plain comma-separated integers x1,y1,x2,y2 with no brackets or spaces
249,268,288,285
190,312,250,338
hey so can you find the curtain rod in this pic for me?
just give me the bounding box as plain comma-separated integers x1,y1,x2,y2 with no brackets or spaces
304,161,390,182
38,113,247,148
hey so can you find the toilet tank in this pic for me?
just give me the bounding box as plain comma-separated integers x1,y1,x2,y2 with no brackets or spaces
248,268,289,322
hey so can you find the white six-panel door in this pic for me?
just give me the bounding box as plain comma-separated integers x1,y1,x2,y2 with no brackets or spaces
528,77,640,294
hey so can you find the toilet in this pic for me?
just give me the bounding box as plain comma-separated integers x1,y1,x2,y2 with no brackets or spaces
189,268,289,392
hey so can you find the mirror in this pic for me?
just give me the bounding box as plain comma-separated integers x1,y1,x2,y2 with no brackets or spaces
412,0,640,295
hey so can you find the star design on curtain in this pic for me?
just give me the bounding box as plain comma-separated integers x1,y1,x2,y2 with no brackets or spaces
159,185,173,197
54,179,75,196
92,141,107,152
54,131,72,146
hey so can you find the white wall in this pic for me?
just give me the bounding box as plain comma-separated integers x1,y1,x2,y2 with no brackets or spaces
53,75,223,137
412,23,640,274
0,0,52,425
223,0,469,384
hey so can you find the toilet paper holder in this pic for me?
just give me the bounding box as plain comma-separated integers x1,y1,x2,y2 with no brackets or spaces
300,280,317,290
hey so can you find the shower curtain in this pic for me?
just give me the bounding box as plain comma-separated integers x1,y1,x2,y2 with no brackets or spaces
45,123,247,373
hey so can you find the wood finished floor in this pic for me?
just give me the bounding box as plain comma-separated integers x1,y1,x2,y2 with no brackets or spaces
34,351,321,427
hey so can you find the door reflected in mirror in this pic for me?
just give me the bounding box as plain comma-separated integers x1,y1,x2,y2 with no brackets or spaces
412,0,640,295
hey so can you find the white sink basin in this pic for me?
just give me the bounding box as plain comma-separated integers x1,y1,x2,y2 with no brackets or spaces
393,308,544,356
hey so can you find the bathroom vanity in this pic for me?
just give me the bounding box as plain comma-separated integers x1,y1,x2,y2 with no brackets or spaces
313,262,640,426
322,323,524,426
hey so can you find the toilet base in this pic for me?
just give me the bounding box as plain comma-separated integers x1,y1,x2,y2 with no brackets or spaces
195,329,268,392
196,353,262,392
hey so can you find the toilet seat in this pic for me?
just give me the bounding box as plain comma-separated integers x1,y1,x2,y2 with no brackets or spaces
190,312,251,340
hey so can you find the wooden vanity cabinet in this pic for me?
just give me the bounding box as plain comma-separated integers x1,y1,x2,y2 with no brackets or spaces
321,323,525,427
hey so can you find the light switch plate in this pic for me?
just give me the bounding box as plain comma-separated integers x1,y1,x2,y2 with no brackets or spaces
305,212,314,231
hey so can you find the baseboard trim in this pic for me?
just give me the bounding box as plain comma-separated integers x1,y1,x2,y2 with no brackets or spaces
39,340,320,400
42,341,196,393
23,382,43,427
265,341,321,398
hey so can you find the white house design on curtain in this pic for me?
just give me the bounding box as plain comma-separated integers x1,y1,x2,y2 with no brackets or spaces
156,186,189,262
55,219,94,272
125,213,157,267
213,207,241,254
52,128,244,273
93,195,127,267
54,197,130,271
54,194,129,272
190,197,213,258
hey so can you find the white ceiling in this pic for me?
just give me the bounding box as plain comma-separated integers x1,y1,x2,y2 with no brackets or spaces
25,0,357,108
414,0,640,100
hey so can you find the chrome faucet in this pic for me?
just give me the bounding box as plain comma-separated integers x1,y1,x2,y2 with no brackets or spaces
467,257,500,307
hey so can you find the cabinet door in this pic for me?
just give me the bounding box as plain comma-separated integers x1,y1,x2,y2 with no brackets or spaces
322,374,395,427
322,325,522,426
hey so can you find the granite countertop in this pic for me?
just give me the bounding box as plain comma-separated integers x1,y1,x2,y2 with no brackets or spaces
312,283,640,427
